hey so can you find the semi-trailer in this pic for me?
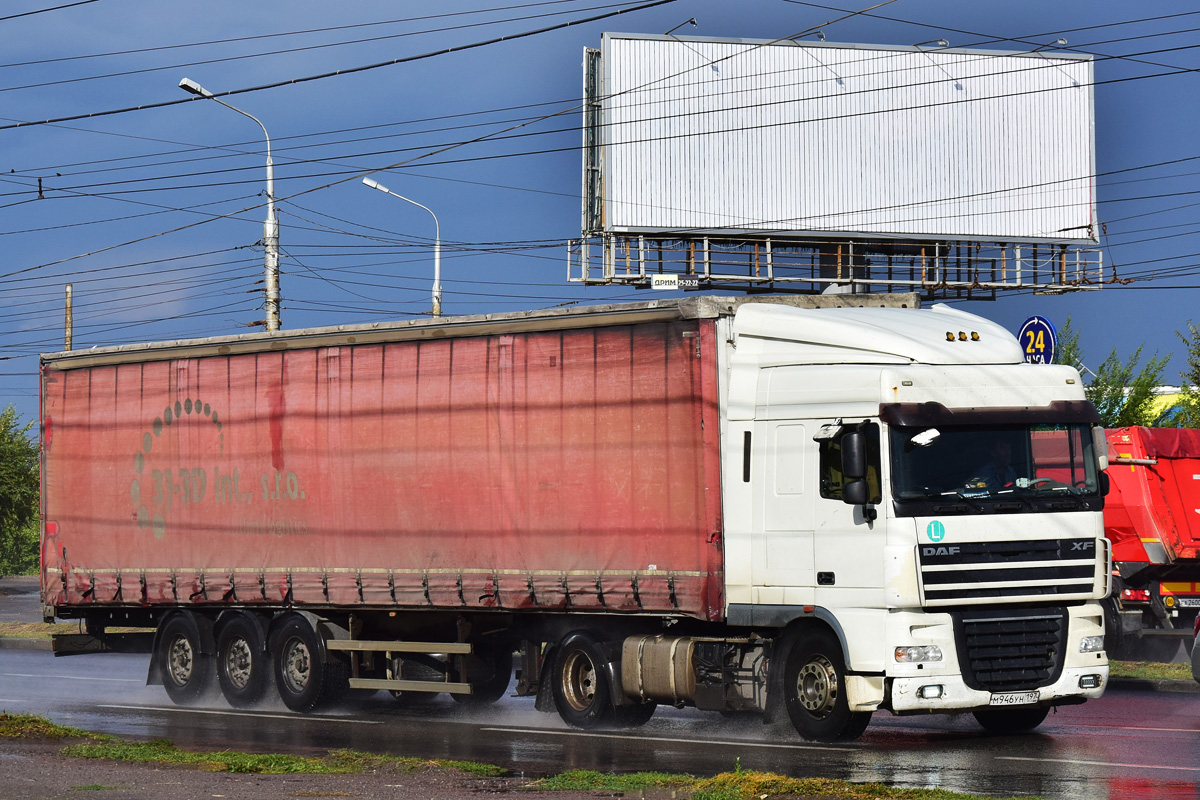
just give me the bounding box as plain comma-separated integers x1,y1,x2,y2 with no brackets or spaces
1102,426,1200,661
40,295,1111,742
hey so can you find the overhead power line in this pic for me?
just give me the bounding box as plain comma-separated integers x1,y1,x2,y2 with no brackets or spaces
0,0,677,133
0,1,653,96
0,1,598,68
0,0,97,23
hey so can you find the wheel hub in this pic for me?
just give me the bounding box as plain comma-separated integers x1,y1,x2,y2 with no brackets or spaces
796,655,838,719
224,638,253,689
282,639,311,693
560,650,597,712
166,635,194,687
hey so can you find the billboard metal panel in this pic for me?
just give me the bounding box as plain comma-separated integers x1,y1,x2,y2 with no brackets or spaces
590,34,1096,244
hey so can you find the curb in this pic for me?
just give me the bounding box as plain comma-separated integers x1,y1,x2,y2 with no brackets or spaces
1108,677,1200,694
0,637,52,651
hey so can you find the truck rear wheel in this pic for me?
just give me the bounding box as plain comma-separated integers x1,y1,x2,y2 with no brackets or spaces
158,614,214,705
272,616,348,713
216,614,269,708
782,629,871,742
451,644,514,706
551,632,616,729
973,706,1049,733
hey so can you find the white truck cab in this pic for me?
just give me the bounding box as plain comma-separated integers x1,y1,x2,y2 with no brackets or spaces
720,303,1109,737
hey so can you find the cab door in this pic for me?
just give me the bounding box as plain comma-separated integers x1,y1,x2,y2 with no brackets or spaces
811,421,885,592
751,420,816,588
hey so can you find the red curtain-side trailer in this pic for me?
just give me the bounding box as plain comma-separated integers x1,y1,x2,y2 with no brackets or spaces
41,315,725,622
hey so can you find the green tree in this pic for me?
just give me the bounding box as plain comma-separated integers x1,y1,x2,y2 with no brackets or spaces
0,405,40,576
1055,316,1083,376
1055,317,1171,428
1177,320,1200,428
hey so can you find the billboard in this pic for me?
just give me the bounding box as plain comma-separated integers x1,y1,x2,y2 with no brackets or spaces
585,34,1096,244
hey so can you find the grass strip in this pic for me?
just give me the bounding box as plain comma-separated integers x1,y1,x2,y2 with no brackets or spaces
0,621,57,640
1108,660,1193,681
534,768,1049,800
532,769,691,792
0,713,111,741
0,621,143,641
60,740,506,777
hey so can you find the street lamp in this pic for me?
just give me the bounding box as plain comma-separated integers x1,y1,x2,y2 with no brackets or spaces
179,77,282,332
362,177,442,318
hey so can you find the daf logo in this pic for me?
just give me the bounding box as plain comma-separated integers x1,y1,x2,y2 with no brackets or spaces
1070,541,1094,551
922,546,961,557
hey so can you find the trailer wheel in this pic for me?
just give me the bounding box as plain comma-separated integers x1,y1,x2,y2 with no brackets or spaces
158,614,214,705
451,645,514,706
216,614,269,708
551,632,616,729
782,628,871,742
972,706,1049,733
272,616,348,713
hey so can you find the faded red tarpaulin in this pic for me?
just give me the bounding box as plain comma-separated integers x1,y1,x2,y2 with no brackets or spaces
42,319,725,620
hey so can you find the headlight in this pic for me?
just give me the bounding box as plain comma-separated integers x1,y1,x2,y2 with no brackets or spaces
1079,635,1105,653
895,645,943,663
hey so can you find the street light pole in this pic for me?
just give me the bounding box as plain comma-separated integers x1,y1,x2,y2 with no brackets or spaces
362,177,442,318
179,77,282,332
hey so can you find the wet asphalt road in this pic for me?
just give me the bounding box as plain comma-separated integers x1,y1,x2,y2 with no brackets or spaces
3,577,1199,800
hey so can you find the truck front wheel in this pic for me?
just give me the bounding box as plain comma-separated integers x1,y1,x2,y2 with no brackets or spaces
271,616,348,713
158,614,214,705
973,706,1049,733
551,632,616,729
216,614,269,708
782,629,871,742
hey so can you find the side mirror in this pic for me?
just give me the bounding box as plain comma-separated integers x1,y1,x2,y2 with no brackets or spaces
843,479,869,506
1092,426,1109,471
1099,472,1110,496
841,431,866,480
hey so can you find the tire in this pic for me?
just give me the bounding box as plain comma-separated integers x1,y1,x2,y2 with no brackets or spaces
390,654,446,705
157,614,215,706
551,632,616,729
271,616,349,713
215,614,269,708
1138,636,1182,663
613,700,657,727
973,706,1050,733
1103,599,1137,660
451,645,514,706
782,628,872,742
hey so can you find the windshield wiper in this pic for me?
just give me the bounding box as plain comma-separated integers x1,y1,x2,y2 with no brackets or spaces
938,488,988,511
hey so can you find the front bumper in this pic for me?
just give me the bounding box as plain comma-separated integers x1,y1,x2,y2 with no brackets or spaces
890,664,1107,713
883,603,1109,713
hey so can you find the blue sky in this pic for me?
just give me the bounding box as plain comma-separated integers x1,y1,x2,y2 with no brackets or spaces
2,0,1198,422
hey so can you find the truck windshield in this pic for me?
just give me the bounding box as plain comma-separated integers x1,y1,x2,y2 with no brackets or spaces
889,423,1102,506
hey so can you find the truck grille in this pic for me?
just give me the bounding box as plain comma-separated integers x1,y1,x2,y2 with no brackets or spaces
918,538,1099,605
952,608,1067,692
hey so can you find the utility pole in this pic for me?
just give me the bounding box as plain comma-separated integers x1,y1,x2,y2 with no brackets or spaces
179,77,282,332
64,283,73,351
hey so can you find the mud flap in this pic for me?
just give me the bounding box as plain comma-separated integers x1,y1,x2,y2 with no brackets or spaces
844,675,884,712
534,642,558,712
762,636,790,725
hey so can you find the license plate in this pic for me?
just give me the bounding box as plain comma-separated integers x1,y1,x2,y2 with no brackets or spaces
989,690,1040,706
1174,598,1200,608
